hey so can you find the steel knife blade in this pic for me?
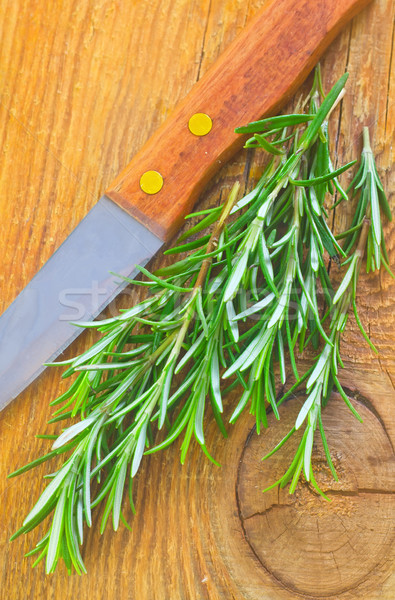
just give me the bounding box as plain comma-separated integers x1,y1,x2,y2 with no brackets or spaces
0,197,162,407
0,0,371,410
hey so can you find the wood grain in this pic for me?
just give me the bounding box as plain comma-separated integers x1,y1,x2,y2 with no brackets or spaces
0,1,394,599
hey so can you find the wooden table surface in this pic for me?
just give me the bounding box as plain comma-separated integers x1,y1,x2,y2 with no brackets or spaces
0,1,394,598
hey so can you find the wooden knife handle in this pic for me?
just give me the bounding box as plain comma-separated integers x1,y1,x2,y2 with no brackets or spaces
106,0,371,242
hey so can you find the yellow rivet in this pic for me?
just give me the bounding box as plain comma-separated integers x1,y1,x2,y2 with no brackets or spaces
139,170,164,194
188,112,213,136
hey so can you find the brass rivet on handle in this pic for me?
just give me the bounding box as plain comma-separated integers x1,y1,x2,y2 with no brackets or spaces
188,112,213,136
139,170,164,194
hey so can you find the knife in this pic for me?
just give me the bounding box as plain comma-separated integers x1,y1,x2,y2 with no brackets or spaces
0,0,371,410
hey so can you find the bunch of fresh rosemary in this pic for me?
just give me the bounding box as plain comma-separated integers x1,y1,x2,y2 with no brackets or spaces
9,69,392,574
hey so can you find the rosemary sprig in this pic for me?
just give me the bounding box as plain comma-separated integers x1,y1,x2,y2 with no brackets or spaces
262,128,392,498
223,73,353,431
9,186,240,574
340,127,393,275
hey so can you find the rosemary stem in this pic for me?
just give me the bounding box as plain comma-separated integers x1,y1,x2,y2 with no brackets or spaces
194,182,240,289
355,215,371,261
362,126,371,151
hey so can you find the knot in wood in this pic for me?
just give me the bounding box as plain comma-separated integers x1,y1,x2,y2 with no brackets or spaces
236,391,395,598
